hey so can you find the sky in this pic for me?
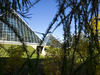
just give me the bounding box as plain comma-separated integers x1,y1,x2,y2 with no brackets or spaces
19,0,100,43
23,0,64,41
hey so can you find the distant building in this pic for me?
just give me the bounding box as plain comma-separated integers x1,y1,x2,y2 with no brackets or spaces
0,10,45,49
44,34,61,47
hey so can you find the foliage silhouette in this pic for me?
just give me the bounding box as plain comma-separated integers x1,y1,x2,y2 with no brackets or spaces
0,0,100,75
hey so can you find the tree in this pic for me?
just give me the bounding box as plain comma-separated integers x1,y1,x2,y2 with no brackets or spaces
43,38,63,75
0,0,40,75
5,45,25,75
42,0,100,75
0,0,100,75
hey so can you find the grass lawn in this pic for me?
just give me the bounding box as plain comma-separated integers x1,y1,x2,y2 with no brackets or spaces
0,44,44,59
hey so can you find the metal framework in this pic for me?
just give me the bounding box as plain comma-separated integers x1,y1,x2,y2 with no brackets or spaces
0,10,41,44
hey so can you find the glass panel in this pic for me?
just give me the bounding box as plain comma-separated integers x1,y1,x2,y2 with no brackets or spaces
0,11,42,43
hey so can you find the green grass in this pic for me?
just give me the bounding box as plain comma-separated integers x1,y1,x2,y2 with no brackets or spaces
0,44,44,59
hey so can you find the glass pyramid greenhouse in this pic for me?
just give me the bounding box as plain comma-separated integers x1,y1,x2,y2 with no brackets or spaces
0,10,41,44
44,34,61,47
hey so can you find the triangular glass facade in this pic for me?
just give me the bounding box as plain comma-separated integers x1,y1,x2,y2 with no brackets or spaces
0,10,41,43
44,34,61,47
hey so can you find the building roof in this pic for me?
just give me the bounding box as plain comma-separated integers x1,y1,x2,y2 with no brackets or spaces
0,9,45,45
44,34,61,47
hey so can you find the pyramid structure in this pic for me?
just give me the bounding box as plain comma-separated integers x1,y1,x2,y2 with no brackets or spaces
0,10,41,44
44,34,61,47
